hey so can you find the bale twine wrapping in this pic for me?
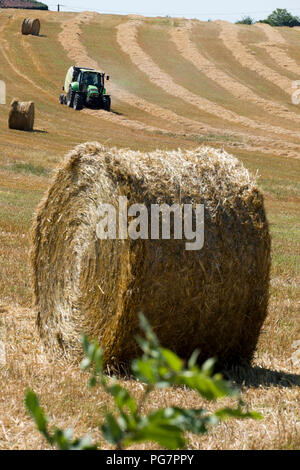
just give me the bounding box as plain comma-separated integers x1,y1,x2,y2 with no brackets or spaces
8,99,34,131
21,18,40,36
32,143,271,366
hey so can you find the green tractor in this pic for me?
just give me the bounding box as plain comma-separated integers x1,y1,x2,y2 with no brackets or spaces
59,66,111,111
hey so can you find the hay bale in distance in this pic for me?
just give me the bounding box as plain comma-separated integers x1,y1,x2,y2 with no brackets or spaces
21,19,31,35
30,18,40,36
32,143,271,366
21,18,40,36
8,98,34,131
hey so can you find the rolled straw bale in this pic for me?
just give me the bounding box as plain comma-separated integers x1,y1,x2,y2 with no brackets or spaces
30,19,40,36
21,18,40,36
8,98,34,131
21,19,31,35
32,143,271,366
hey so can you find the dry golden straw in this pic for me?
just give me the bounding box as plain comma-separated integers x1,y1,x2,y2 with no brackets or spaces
32,143,271,367
21,18,40,36
8,98,34,131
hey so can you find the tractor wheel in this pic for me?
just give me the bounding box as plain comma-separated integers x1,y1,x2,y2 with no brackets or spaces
102,95,111,112
66,89,75,108
59,94,64,105
73,93,83,111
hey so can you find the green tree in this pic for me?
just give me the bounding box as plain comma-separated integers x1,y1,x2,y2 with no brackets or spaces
25,314,262,450
235,16,255,25
260,8,300,27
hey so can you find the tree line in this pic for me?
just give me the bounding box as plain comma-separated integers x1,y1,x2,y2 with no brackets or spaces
236,8,300,27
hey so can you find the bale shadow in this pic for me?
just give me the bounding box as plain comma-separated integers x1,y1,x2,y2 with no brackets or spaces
9,129,48,134
111,110,123,116
223,365,300,388
38,34,47,38
32,129,48,134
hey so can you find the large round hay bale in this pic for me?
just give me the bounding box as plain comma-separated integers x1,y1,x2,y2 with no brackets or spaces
30,19,40,36
8,98,34,131
21,18,40,36
21,19,31,35
32,143,271,366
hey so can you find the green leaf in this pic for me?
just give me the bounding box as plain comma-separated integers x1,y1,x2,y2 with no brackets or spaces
69,435,98,450
174,370,236,400
81,357,91,371
89,376,97,387
142,407,215,436
25,389,49,435
52,428,73,450
108,384,137,414
131,358,158,384
138,313,160,352
215,407,263,421
201,358,216,376
187,349,200,369
80,336,105,387
164,408,211,434
161,348,183,372
136,335,161,359
139,313,158,343
134,425,185,449
94,347,103,371
81,334,90,356
52,428,98,450
128,415,186,449
102,413,124,445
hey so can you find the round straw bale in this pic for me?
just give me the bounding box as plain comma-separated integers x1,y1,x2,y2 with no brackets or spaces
8,98,34,131
21,19,31,35
21,18,40,36
32,143,271,366
30,19,40,36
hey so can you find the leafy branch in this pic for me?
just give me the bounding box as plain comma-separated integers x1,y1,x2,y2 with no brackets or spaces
25,313,262,450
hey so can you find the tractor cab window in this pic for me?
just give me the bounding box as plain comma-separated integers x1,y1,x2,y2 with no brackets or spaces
80,72,101,89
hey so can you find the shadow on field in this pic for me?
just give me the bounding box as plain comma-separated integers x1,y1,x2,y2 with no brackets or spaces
224,365,300,388
32,129,48,134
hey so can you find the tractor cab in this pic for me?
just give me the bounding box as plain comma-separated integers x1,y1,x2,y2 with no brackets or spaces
77,69,105,93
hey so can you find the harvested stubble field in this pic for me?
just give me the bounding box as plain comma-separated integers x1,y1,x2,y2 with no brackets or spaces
0,8,299,450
